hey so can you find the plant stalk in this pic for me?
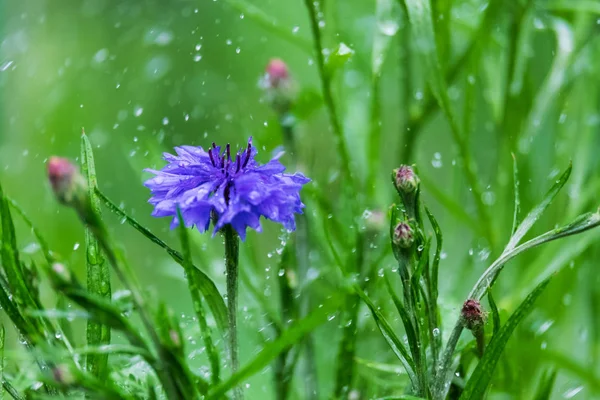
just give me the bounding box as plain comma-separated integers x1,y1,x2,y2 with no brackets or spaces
224,225,242,400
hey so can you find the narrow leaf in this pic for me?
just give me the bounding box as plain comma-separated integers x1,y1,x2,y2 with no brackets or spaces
372,0,398,77
206,296,344,399
460,277,552,400
354,285,416,380
384,276,419,367
81,133,111,380
510,153,521,236
470,209,600,300
224,0,311,52
533,369,557,400
177,210,220,385
0,184,39,313
504,163,571,253
95,188,228,336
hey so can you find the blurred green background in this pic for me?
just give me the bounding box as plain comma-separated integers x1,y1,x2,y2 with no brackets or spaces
1,0,600,398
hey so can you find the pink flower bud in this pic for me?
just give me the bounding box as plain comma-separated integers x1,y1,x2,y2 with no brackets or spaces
47,157,87,207
393,221,414,249
259,58,296,115
393,165,419,194
461,299,486,331
265,58,289,88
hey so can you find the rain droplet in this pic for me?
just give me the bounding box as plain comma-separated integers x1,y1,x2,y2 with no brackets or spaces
73,243,80,250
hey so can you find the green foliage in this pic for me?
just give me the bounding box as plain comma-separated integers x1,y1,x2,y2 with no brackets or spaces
1,0,600,398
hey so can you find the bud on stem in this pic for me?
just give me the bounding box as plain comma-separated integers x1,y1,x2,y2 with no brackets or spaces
259,58,296,116
461,299,486,356
392,165,420,220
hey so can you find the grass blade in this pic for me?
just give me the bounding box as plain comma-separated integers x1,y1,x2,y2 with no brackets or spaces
81,133,111,380
177,210,220,385
206,296,344,399
487,289,501,336
0,324,3,398
510,153,521,236
402,0,495,249
504,163,571,253
0,184,40,314
223,0,311,53
459,277,552,400
384,276,420,372
470,209,600,300
354,285,416,383
95,188,228,336
533,369,557,400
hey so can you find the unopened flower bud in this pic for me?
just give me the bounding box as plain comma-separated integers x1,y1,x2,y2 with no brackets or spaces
47,157,87,207
50,262,72,286
393,165,419,194
265,58,289,87
461,299,486,331
393,221,414,249
52,364,75,386
169,329,181,348
259,58,296,115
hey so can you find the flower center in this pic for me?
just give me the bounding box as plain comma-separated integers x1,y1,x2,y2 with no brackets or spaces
207,139,253,177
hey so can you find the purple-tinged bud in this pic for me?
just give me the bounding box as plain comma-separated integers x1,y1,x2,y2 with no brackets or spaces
393,165,419,194
259,58,296,115
461,299,486,331
52,364,75,386
50,262,72,286
169,329,182,348
393,221,414,249
47,157,87,207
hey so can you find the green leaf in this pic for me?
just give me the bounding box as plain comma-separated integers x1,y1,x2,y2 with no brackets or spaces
546,1,600,16
518,18,574,153
291,88,323,121
374,396,426,400
223,0,312,53
354,285,416,383
425,207,442,304
533,369,557,400
80,133,111,380
354,357,407,375
325,42,354,78
469,208,600,300
74,344,153,359
7,198,53,265
0,184,40,314
487,289,501,336
95,188,228,336
372,0,399,77
510,153,521,236
177,210,220,385
460,277,552,400
384,276,419,368
0,324,3,398
206,296,344,399
504,163,571,253
2,380,24,400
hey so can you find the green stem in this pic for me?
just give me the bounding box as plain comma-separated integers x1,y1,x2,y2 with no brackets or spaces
303,0,354,190
278,116,318,400
224,225,242,400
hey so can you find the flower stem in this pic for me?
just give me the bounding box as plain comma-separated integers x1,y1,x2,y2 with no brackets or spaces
224,225,242,400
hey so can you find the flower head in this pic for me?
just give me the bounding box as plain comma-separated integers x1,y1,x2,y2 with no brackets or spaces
144,137,310,241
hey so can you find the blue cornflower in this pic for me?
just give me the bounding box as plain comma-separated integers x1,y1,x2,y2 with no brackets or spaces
144,137,310,240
